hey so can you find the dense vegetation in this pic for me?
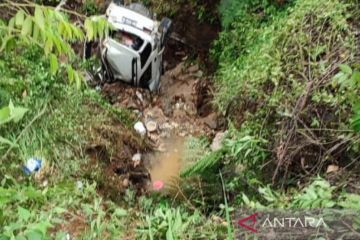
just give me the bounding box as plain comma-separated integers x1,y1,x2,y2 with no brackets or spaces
0,0,360,239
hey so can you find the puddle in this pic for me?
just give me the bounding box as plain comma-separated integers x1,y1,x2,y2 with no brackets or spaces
148,138,184,188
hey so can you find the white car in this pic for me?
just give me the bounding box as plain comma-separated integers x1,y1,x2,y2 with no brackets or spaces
96,1,172,91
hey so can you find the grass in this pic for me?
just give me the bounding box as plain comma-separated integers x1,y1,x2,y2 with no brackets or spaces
0,46,138,238
1,0,360,238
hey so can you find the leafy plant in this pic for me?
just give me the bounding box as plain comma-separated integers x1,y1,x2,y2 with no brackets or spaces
1,2,111,89
291,177,336,208
138,205,221,240
0,101,28,148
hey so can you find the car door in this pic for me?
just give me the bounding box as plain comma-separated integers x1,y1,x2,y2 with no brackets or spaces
104,38,140,85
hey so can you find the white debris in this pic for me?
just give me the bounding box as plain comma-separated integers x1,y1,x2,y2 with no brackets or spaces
132,153,142,162
146,120,158,132
132,153,142,167
210,131,227,151
136,91,144,103
76,180,83,190
134,121,147,136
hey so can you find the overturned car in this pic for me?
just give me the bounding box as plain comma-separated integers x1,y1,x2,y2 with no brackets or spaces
86,1,172,91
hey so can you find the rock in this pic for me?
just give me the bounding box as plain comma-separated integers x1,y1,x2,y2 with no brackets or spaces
132,153,141,167
134,122,146,136
203,112,218,129
193,70,204,78
144,107,167,125
170,62,185,78
210,131,227,151
160,122,173,130
146,120,158,132
149,133,160,142
184,103,197,116
122,178,129,188
158,143,167,152
179,131,187,137
326,164,339,174
188,64,199,73
170,122,179,129
136,91,144,103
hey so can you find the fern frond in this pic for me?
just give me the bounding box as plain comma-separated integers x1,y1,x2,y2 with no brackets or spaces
181,150,224,177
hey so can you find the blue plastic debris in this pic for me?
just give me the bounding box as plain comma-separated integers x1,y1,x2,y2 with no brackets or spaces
23,157,42,175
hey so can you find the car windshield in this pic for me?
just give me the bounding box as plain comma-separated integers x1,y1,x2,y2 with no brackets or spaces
112,30,144,51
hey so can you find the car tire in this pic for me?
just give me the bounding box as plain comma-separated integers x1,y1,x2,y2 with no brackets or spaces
127,3,152,18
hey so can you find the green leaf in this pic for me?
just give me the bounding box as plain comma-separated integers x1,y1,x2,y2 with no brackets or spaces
113,208,128,217
0,105,10,125
52,36,62,54
0,136,17,147
351,71,360,84
339,64,352,75
25,230,43,240
15,10,25,27
9,102,28,123
67,66,74,83
0,35,15,52
21,16,33,37
44,38,53,55
74,71,82,90
34,6,45,30
32,25,40,41
17,206,31,222
84,19,94,41
49,54,59,75
8,17,15,34
31,221,52,235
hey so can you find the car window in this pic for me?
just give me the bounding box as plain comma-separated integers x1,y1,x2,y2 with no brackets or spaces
112,31,144,51
140,43,152,68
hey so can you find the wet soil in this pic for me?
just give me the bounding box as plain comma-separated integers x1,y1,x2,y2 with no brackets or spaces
100,57,223,190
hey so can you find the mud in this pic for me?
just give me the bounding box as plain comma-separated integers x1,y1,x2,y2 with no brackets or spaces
101,59,223,190
147,137,184,187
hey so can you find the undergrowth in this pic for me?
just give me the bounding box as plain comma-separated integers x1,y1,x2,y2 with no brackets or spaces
180,0,360,224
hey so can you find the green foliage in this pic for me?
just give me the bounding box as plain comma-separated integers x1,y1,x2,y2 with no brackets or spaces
338,193,360,210
0,180,126,239
1,3,111,89
239,177,360,210
291,177,336,208
138,204,223,240
82,0,100,16
332,64,360,132
182,128,267,178
181,150,225,177
0,101,28,126
0,101,28,149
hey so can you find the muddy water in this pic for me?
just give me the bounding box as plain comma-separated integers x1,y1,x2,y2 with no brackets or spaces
148,138,184,188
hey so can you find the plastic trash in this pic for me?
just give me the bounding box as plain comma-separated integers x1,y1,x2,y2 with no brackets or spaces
153,180,164,190
132,153,141,162
23,157,42,175
134,121,147,136
145,120,157,132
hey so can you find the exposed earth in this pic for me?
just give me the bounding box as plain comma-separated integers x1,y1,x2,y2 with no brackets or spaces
81,3,223,196
100,54,223,193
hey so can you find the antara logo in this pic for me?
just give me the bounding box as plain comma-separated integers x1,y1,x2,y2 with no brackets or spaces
262,217,328,228
237,213,258,233
237,214,328,233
